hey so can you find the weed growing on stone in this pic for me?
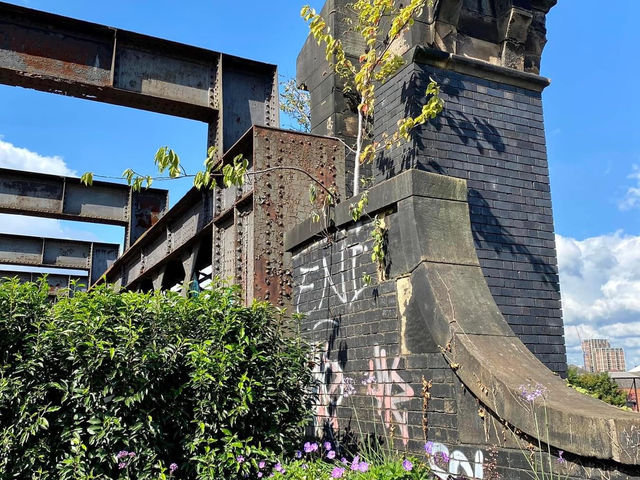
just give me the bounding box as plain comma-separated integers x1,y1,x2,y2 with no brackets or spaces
512,384,569,480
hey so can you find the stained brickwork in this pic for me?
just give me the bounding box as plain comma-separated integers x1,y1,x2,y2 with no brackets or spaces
374,60,567,375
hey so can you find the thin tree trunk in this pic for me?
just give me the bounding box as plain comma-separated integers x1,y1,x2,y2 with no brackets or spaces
353,107,364,197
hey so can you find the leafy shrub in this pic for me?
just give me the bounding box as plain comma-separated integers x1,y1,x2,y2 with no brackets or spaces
0,279,313,479
567,366,628,407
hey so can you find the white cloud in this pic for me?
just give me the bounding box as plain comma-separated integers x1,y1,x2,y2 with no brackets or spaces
557,232,640,370
0,138,75,176
619,165,640,210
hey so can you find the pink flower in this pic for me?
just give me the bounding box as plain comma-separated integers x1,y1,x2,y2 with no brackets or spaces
331,467,345,478
303,442,318,453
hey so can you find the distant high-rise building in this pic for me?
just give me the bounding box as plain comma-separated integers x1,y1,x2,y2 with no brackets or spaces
582,339,626,373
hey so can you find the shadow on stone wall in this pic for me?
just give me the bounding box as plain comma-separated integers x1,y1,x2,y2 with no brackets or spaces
468,187,558,285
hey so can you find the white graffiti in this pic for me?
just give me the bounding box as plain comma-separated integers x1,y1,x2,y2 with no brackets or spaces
366,345,415,446
429,442,484,479
296,228,368,324
311,342,345,437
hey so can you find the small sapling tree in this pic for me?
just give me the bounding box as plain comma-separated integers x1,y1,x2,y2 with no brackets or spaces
301,0,444,196
280,78,312,133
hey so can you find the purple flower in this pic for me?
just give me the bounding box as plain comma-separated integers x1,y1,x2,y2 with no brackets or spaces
340,457,348,464
117,450,129,460
324,441,332,451
257,473,263,478
327,450,336,459
118,462,127,469
295,450,302,459
519,383,548,402
274,463,284,472
358,461,369,472
128,452,136,458
169,463,178,474
433,450,450,469
259,461,266,469
342,377,356,398
331,467,345,478
558,450,566,464
303,441,318,453
302,463,308,469
361,373,376,385
350,455,360,470
424,441,433,455
403,459,413,471
237,455,245,463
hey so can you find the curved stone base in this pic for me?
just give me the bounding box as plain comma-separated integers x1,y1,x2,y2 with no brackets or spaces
287,169,640,479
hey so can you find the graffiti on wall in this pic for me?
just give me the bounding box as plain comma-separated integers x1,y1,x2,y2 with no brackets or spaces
428,442,484,479
297,227,368,330
365,345,415,446
299,227,418,444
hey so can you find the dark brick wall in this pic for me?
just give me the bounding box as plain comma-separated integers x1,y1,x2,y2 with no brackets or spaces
374,62,567,375
291,216,482,469
291,218,640,480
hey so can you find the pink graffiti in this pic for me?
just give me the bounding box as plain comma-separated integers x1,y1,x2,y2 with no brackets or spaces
312,342,345,436
366,345,415,445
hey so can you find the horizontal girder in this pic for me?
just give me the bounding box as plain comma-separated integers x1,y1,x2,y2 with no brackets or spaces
0,167,168,247
0,233,118,284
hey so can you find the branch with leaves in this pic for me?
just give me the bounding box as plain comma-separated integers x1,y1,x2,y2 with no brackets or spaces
280,78,312,133
81,146,335,205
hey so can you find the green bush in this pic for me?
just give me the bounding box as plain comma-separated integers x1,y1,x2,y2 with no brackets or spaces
0,279,313,479
567,366,628,407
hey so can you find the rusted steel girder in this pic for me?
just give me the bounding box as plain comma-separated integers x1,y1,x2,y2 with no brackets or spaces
0,268,86,295
102,186,214,291
0,167,168,248
0,1,279,152
103,126,345,308
0,233,118,285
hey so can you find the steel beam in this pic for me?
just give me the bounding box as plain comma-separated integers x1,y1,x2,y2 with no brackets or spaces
103,187,214,289
0,269,87,295
0,167,168,247
0,1,279,152
0,233,119,284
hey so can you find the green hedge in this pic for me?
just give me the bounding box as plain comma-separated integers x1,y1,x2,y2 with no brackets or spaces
0,279,313,479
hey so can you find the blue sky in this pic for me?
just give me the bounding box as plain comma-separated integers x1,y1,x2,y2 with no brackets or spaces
0,1,639,369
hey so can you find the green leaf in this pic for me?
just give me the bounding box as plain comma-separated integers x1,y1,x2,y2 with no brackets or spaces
80,172,93,186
